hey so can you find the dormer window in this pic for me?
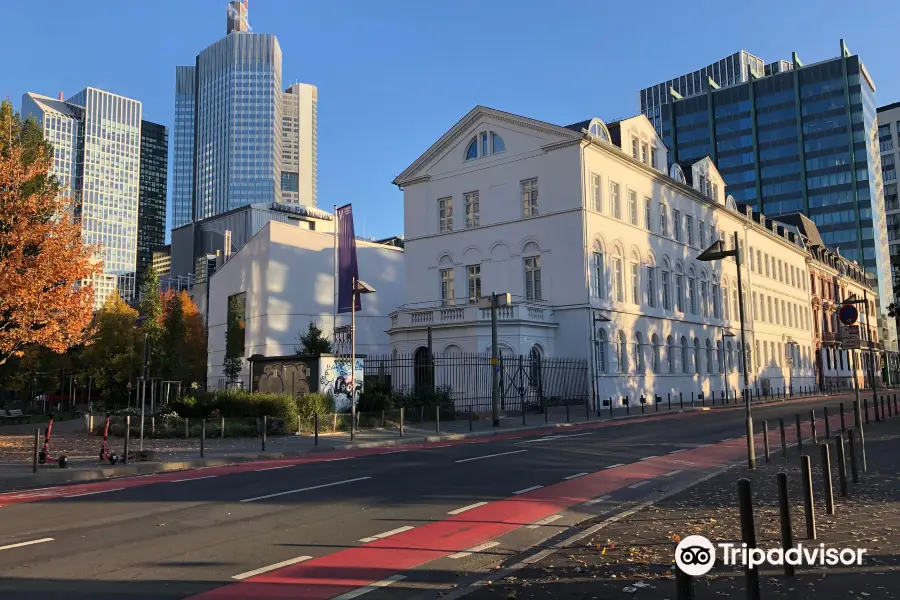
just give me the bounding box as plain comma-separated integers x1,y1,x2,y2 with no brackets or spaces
465,130,505,161
588,118,611,142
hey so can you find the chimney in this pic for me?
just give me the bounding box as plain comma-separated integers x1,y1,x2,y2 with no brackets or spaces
58,92,64,100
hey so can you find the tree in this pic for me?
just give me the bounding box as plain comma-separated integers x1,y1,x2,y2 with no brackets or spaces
0,99,101,367
159,290,206,385
223,293,246,384
81,291,139,401
295,321,332,355
138,265,164,374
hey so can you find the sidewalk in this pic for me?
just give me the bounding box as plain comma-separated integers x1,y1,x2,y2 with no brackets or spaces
466,397,900,599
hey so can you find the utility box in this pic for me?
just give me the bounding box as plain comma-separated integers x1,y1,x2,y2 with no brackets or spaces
249,354,365,412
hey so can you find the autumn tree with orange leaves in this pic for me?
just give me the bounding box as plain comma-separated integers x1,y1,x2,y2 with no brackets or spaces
0,99,101,367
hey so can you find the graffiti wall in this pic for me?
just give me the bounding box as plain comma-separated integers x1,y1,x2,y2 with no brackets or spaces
253,359,314,396
319,356,365,411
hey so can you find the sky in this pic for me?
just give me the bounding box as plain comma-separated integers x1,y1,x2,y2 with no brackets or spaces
2,0,899,241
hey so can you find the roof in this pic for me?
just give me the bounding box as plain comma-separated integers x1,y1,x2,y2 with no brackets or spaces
770,212,825,247
878,101,900,113
23,93,77,118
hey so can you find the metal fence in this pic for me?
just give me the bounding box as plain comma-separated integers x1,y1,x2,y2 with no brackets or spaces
364,352,589,413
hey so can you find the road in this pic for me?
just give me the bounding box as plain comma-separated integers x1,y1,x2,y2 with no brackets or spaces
0,392,878,599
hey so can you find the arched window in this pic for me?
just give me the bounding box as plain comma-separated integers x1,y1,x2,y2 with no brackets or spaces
706,339,713,374
670,163,687,184
722,282,730,320
443,344,463,354
491,133,505,153
688,267,697,314
529,345,543,384
667,335,676,373
465,131,505,160
652,334,661,373
612,246,624,302
596,329,608,373
630,250,640,305
617,330,628,373
675,264,684,312
588,118,610,142
727,341,734,372
414,346,435,393
465,137,478,161
634,332,645,373
711,279,720,318
693,338,701,374
645,253,657,308
681,336,690,374
591,241,605,299
661,258,671,310
717,340,724,373
699,270,709,317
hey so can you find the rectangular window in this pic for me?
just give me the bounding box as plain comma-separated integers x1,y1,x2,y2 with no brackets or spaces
591,173,602,212
675,273,684,311
641,142,649,164
699,221,706,248
592,252,605,298
440,268,454,305
628,189,638,225
521,178,538,216
438,197,452,232
685,215,693,246
700,281,708,317
611,182,621,219
524,256,542,300
226,292,247,359
752,292,758,319
614,257,624,302
764,254,770,277
767,297,772,323
710,225,717,244
712,182,718,200
662,270,670,310
749,246,755,272
651,146,658,169
644,197,652,231
659,203,668,237
631,261,639,304
465,191,479,227
631,137,639,159
673,209,682,242
646,266,655,308
688,277,696,314
467,265,481,304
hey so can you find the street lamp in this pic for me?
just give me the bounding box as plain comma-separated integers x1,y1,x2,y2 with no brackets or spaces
478,292,511,427
722,329,735,401
698,232,755,470
350,278,376,441
785,338,798,396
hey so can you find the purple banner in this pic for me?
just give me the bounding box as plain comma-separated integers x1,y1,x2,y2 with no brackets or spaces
336,203,361,313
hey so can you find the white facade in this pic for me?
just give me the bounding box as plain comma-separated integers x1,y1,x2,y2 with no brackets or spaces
282,83,318,207
391,106,826,405
206,221,404,388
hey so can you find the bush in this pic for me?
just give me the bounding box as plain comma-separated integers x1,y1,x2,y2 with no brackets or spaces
215,390,298,434
296,392,335,433
390,385,455,418
357,388,392,413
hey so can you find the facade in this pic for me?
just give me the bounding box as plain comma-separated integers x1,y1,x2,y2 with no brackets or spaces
639,51,766,136
172,3,318,231
659,41,895,352
22,88,143,310
137,120,168,281
206,221,404,388
390,105,887,405
152,245,172,277
878,102,900,277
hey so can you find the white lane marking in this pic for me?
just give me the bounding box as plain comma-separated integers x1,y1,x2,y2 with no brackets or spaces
662,470,684,477
628,480,652,489
240,476,371,503
255,465,293,472
170,475,219,482
67,488,125,498
380,450,407,455
513,485,543,495
527,514,564,529
232,555,312,580
359,525,415,543
455,450,527,464
0,538,54,552
448,502,489,515
332,574,406,599
639,456,658,461
324,457,352,462
583,495,611,506
720,438,735,443
668,448,688,454
448,541,500,559
519,436,560,444
605,463,625,469
430,445,451,449
696,444,712,448
563,472,589,480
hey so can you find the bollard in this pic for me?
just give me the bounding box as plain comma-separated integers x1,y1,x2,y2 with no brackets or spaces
691,391,695,407
567,401,571,422
32,429,39,473
847,429,860,484
776,472,795,577
780,417,787,457
835,436,848,497
124,415,130,464
436,406,440,434
609,397,613,419
889,396,894,419
656,395,660,412
853,400,868,473
795,413,803,451
399,407,404,437
668,392,672,411
801,455,817,539
840,402,845,432
314,413,319,445
864,398,870,425
420,405,424,424
626,396,630,416
824,406,830,439
221,416,226,439
894,394,898,417
200,419,206,458
810,410,817,445
763,421,770,463
262,415,267,452
680,392,684,410
675,565,695,600
737,478,761,599
185,417,189,440
820,444,835,515
469,409,474,432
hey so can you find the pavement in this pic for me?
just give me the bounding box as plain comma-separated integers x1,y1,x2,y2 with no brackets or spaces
0,389,890,599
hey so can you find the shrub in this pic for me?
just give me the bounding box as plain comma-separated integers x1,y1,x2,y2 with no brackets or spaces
215,390,298,434
390,384,455,417
357,388,392,413
296,392,335,433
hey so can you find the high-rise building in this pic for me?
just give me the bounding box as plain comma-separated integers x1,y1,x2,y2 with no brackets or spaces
137,120,168,282
281,83,318,206
657,41,895,352
172,2,318,231
22,88,144,310
878,102,900,269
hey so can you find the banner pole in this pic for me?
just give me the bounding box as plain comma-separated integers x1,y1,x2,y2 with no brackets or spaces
333,204,338,350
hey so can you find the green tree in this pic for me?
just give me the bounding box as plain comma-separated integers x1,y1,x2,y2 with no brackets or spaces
81,291,139,402
160,291,186,381
223,293,245,385
138,265,164,375
295,321,332,355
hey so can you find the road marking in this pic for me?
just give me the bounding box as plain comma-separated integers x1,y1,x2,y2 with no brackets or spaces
519,436,560,444
359,526,415,543
380,450,407,455
232,555,312,580
448,541,500,559
628,480,651,489
455,450,527,463
639,456,658,461
720,438,735,443
605,463,625,469
430,445,451,448
527,515,564,529
696,444,712,448
67,488,125,498
513,485,543,495
448,502,489,515
668,448,688,454
0,538,54,552
169,475,219,482
563,472,589,480
583,495,611,506
332,574,406,600
324,457,352,462
662,470,684,477
255,465,293,472
240,476,371,502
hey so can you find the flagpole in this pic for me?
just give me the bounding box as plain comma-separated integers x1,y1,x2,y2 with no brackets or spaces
333,204,338,350
351,276,357,441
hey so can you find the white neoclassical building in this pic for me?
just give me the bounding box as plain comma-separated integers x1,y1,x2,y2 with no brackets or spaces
390,106,880,405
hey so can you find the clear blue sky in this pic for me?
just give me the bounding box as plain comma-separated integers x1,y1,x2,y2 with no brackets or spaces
2,0,898,241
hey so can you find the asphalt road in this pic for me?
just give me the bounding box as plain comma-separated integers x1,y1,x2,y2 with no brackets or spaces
0,391,880,599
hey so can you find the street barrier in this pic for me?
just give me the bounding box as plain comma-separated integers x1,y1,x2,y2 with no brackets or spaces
820,444,835,515
835,436,848,497
776,472,795,577
801,455,816,539
737,478,761,600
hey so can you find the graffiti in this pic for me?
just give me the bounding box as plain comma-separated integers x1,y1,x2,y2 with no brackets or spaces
257,362,311,396
320,357,364,411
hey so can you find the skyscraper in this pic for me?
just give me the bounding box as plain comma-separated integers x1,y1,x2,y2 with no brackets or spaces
656,41,895,350
22,88,147,310
137,120,168,281
281,82,318,206
172,2,318,231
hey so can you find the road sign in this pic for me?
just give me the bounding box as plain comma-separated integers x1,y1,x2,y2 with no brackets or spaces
843,325,860,349
839,303,859,326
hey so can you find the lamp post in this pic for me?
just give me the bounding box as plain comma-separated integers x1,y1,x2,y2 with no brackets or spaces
698,232,754,469
349,278,376,441
785,339,798,396
478,293,511,427
722,329,735,401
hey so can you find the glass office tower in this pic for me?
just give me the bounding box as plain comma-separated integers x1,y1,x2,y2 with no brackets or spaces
138,120,169,281
172,66,195,229
661,41,895,350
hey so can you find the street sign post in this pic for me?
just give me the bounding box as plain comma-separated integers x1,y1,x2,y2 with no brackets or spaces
843,325,860,349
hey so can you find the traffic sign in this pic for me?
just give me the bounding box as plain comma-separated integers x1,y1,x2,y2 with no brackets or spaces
839,303,859,326
843,325,860,349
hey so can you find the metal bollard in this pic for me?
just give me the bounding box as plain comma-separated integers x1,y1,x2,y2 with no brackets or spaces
835,436,848,497
780,417,787,457
399,407,404,437
262,415,267,452
795,413,803,451
894,394,898,417
824,406,830,439
436,406,440,434
469,409,474,432
847,428,860,484
200,419,206,458
890,396,894,419
801,455,817,539
853,400,867,473
820,444,835,515
626,396,630,416
32,429,40,473
864,398,870,425
566,401,571,422
675,565,695,600
124,415,130,464
668,392,672,411
420,405,424,423
737,478,761,599
185,417,189,440
314,413,319,445
221,416,225,439
656,395,659,412
609,397,613,419
776,472,795,577
691,391,695,407
680,392,684,410
763,421,770,462
810,410,817,445
840,402,845,432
